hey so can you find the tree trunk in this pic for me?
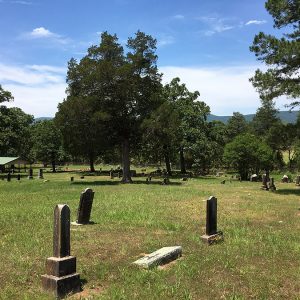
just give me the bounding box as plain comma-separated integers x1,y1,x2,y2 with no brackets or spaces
179,147,186,173
121,138,132,183
266,169,270,181
89,152,95,172
163,145,172,176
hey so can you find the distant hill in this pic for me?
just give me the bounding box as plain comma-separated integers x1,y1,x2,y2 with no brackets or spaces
35,110,299,124
207,110,299,124
34,117,53,122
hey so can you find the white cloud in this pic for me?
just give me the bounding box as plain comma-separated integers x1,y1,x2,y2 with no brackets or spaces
1,63,67,117
160,65,267,115
246,20,267,26
198,17,235,36
22,27,70,45
172,14,184,20
157,35,175,47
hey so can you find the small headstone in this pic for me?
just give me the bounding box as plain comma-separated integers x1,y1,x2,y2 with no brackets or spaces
261,174,268,190
201,196,223,244
38,168,44,179
269,177,276,191
220,180,225,184
295,175,300,186
41,204,80,298
161,177,170,185
28,168,33,180
80,176,84,179
133,246,182,269
181,177,188,181
281,174,289,183
73,188,95,225
17,174,21,181
7,173,11,182
110,171,114,179
250,174,257,182
70,177,74,182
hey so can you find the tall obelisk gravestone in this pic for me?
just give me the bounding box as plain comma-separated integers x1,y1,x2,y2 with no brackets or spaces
42,204,81,298
201,196,223,244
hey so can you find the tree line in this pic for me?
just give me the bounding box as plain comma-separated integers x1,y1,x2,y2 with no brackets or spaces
0,0,299,182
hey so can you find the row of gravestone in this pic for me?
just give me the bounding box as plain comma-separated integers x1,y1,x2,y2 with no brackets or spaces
2,168,44,181
41,189,220,298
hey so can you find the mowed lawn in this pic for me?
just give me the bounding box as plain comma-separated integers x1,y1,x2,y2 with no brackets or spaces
1,170,300,299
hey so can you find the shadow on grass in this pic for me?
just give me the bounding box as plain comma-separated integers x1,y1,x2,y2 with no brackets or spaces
71,180,182,186
275,188,300,195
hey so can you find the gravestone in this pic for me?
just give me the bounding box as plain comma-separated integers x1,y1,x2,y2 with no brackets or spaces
17,174,21,181
28,168,33,180
281,174,289,183
110,171,114,179
161,177,170,185
7,173,11,182
250,174,258,182
133,246,182,269
261,174,268,190
295,175,300,186
73,188,95,225
268,177,276,191
38,169,44,179
201,196,223,244
70,176,74,182
41,204,80,298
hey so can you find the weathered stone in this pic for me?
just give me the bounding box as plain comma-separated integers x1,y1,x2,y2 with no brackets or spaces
17,174,21,181
269,177,276,191
7,173,11,182
76,188,94,225
53,205,70,258
261,174,268,190
296,175,300,186
201,196,223,244
281,174,289,183
38,168,44,179
28,168,33,179
133,246,182,268
42,204,81,298
70,177,74,182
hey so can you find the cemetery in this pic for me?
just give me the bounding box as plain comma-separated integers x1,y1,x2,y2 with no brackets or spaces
1,167,300,299
1,0,300,299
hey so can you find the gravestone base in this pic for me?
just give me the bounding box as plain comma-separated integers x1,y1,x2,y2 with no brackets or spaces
41,272,80,298
42,256,80,298
201,231,223,245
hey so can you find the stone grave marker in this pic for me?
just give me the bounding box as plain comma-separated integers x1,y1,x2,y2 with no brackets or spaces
17,174,21,181
38,168,44,179
268,177,276,191
133,246,182,269
296,175,300,186
41,204,81,298
72,188,95,225
70,176,74,182
201,196,223,244
261,174,268,190
7,173,11,182
28,168,33,180
281,174,289,183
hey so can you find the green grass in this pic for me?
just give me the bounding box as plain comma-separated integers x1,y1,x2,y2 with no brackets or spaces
1,170,300,299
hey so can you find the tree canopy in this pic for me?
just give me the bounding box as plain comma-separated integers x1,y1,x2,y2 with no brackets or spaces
250,0,300,106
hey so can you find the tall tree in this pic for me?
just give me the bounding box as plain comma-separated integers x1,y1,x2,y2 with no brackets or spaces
30,120,64,172
250,0,300,106
226,112,248,141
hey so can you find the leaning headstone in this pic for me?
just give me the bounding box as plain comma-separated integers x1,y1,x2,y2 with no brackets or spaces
133,246,182,269
72,188,95,225
38,168,44,179
28,168,33,180
7,173,11,182
41,204,80,298
201,196,223,244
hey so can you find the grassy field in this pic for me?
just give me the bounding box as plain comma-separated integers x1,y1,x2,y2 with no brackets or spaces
1,169,300,299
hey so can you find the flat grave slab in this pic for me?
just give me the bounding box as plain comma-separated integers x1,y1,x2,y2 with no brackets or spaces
133,246,182,269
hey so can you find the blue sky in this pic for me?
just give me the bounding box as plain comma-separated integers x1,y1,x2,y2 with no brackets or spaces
0,0,288,117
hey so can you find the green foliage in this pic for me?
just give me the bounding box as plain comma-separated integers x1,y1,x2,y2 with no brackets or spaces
30,120,65,169
223,133,273,179
0,84,14,103
226,112,248,141
250,0,300,105
0,106,33,158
